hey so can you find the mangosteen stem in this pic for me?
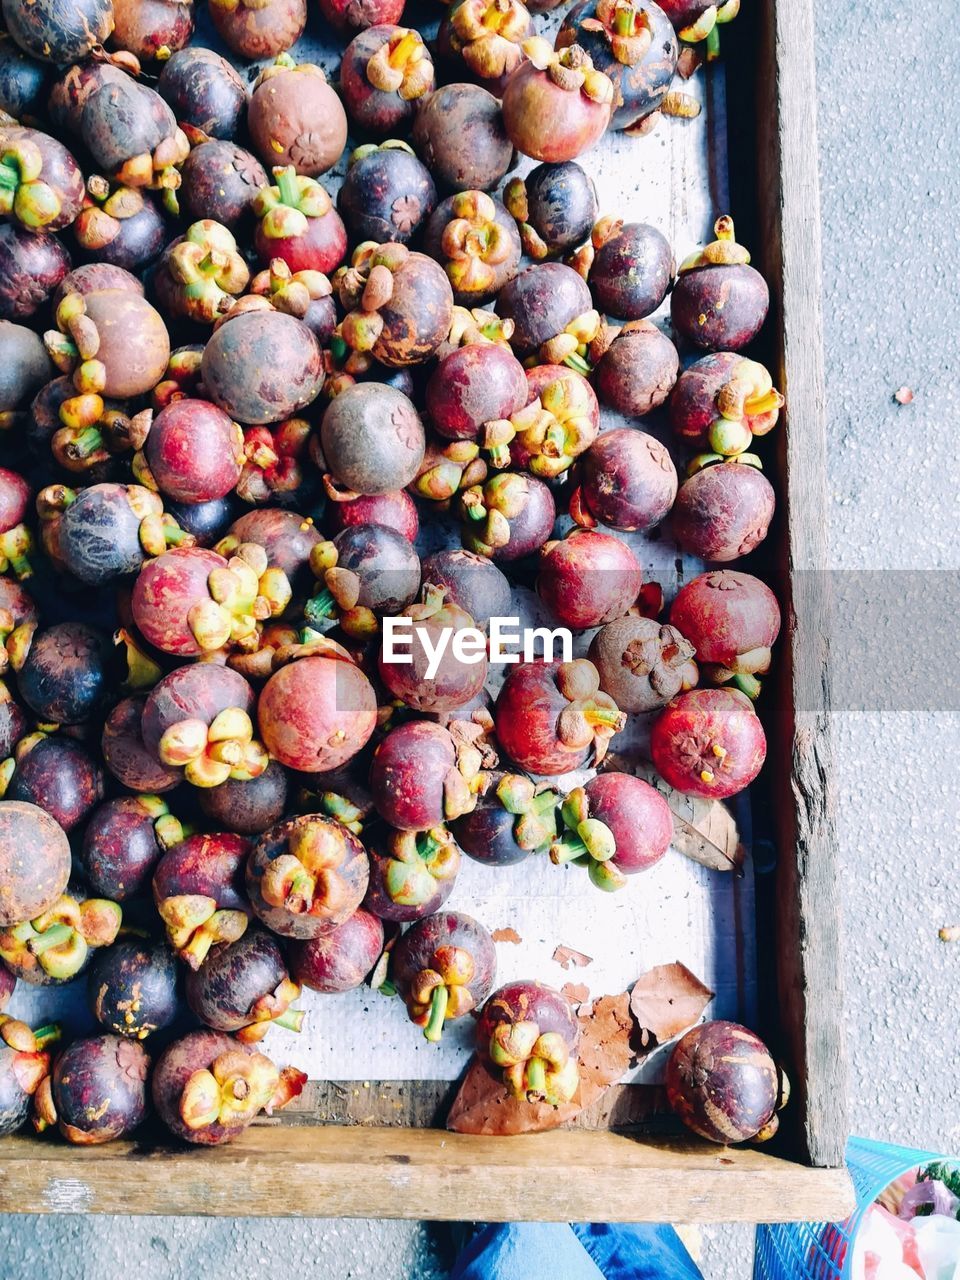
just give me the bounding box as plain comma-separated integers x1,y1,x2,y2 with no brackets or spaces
564,352,592,376
732,672,761,699
423,984,449,1042
378,978,397,997
32,1024,61,1050
28,924,75,956
304,589,338,625
550,834,588,864
275,167,303,210
525,1055,547,1097
0,159,19,190
273,1007,305,1032
705,24,720,59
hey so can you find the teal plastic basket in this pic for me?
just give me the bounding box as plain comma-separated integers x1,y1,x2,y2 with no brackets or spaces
754,1137,941,1279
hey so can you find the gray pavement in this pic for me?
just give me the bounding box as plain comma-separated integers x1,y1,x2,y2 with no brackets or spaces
1,0,957,1275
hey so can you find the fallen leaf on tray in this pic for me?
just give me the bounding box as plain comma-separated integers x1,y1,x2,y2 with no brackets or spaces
939,925,960,942
894,386,914,405
603,754,744,873
491,927,522,945
446,992,636,1135
553,944,593,970
676,47,703,79
561,982,590,1006
629,962,714,1048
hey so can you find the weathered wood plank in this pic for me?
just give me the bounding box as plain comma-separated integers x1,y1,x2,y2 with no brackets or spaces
0,1129,856,1223
752,0,848,1169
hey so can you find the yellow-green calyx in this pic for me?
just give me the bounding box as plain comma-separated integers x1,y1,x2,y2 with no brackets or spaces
0,139,62,228
489,1020,580,1104
158,706,270,788
158,894,249,970
259,818,355,919
407,945,477,1042
576,0,653,66
677,215,751,273
0,895,122,981
485,370,598,476
255,166,335,240
450,0,529,81
549,786,625,891
365,28,433,99
235,977,305,1043
495,775,560,850
383,828,460,907
179,1049,280,1131
167,220,250,324
187,541,292,653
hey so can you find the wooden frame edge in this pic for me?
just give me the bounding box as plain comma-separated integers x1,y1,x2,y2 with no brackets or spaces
0,1129,855,1222
755,0,849,1169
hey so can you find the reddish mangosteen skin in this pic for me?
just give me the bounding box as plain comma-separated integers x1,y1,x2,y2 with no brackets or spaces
185,928,290,1032
588,223,674,319
288,908,384,993
665,1020,779,1144
0,224,71,321
475,980,579,1061
88,939,179,1038
318,0,404,36
650,688,766,799
420,549,511,631
320,383,426,496
210,0,306,60
393,910,497,1009
494,661,594,776
412,84,514,194
377,608,488,713
151,1029,258,1145
79,797,167,901
18,622,110,725
179,142,268,229
141,663,256,761
55,262,141,306
672,464,775,562
669,570,781,668
325,490,419,543
671,263,770,352
198,761,289,837
368,722,456,831
102,696,181,794
51,1035,150,1145
496,262,592,358
74,292,170,401
510,364,598,472
202,312,324,426
341,26,433,136
426,345,528,444
258,656,378,773
131,545,225,657
255,208,347,277
0,466,29,532
579,428,678,531
153,832,251,919
157,48,248,140
669,352,745,446
581,772,673,873
0,801,72,927
8,738,105,833
559,0,676,131
363,837,457,923
657,0,713,28
450,773,533,867
248,68,347,178
538,529,643,629
227,507,321,586
246,815,370,939
110,0,195,62
595,326,679,418
145,400,243,505
501,61,610,164
338,148,437,246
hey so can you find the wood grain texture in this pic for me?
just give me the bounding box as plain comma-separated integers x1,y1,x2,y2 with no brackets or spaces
0,1129,856,1223
753,0,849,1168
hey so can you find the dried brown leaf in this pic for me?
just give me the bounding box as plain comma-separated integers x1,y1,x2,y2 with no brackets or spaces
491,927,522,944
604,754,744,873
629,961,713,1047
552,944,593,970
561,982,590,1006
447,994,636,1135
676,47,703,79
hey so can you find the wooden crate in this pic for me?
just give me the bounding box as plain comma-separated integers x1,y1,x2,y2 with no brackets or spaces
0,0,854,1222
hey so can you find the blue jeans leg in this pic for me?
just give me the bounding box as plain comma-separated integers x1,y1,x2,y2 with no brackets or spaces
450,1222,704,1280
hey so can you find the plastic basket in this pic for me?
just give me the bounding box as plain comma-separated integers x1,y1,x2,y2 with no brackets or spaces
753,1137,942,1279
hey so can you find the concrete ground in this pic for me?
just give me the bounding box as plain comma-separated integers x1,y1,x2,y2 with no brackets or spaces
2,0,956,1275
